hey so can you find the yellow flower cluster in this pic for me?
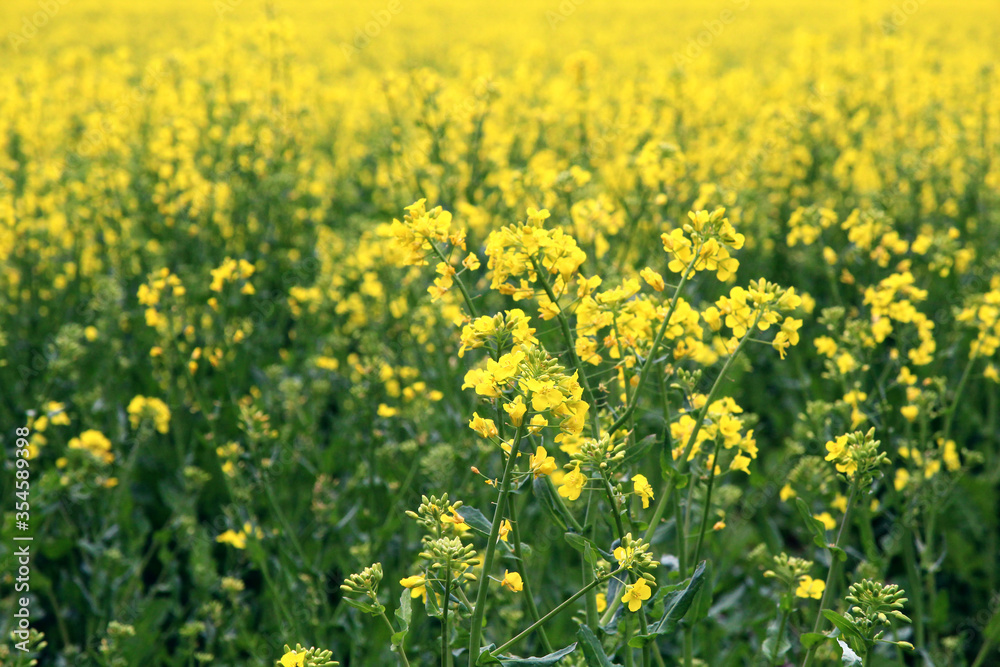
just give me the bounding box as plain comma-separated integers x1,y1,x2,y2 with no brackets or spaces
127,395,171,433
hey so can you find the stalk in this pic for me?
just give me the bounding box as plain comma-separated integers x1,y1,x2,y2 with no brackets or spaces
802,476,861,667
380,610,412,667
490,567,626,657
467,420,528,665
507,495,553,653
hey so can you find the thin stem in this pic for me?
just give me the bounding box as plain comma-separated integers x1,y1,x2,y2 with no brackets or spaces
380,610,412,667
491,567,625,657
442,562,452,667
507,495,553,654
609,253,701,437
529,256,600,438
601,469,627,541
802,476,861,667
467,420,528,665
769,606,791,665
429,239,478,318
690,436,723,568
681,313,762,570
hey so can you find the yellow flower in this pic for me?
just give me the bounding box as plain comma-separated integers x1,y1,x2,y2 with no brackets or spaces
501,570,523,593
900,405,919,422
400,575,428,603
469,412,498,438
621,578,652,612
216,529,247,550
558,463,586,501
596,593,607,613
814,512,836,531
796,575,825,600
377,404,398,418
503,395,527,426
894,468,910,491
498,519,512,542
631,474,654,508
279,650,306,667
529,446,557,478
68,429,114,464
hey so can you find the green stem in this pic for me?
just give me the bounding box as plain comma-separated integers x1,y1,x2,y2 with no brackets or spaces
491,567,625,657
429,239,478,318
467,420,528,665
902,527,926,649
442,562,452,667
690,437,723,569
624,612,635,667
601,469,627,540
769,606,791,665
681,313,762,569
942,334,988,444
609,253,701,437
507,495,553,654
802,476,861,667
529,256,600,438
380,610,412,667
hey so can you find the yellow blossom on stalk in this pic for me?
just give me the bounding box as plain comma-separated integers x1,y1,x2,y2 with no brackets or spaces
558,463,586,501
498,519,512,542
621,578,652,612
632,474,654,508
400,575,428,603
441,507,470,534
68,430,114,464
529,446,557,478
825,435,856,477
796,575,826,599
640,267,665,291
469,412,498,438
504,395,527,425
387,199,460,266
127,396,171,433
279,650,306,667
814,513,836,531
500,570,523,592
216,529,247,549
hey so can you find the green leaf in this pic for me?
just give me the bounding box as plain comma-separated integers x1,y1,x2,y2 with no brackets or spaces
760,621,791,664
534,477,574,532
391,591,411,648
835,639,863,666
622,434,656,468
822,610,866,650
481,643,578,665
457,505,494,538
341,597,378,615
577,625,621,666
564,532,612,564
795,498,829,542
628,561,707,648
799,632,829,649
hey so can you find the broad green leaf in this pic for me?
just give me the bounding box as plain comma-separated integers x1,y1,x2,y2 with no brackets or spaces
391,591,411,648
835,639,863,666
577,625,621,667
796,498,829,542
799,632,829,649
564,532,600,564
822,610,865,650
457,505,494,538
480,643,578,665
628,561,707,647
